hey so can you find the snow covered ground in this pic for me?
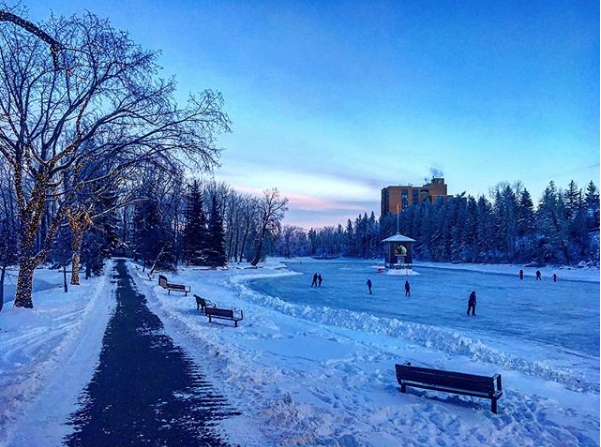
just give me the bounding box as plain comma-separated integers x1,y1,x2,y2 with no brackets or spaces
0,261,117,447
132,258,600,447
2,268,65,303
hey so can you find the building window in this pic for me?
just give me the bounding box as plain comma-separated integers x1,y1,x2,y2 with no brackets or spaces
412,190,418,204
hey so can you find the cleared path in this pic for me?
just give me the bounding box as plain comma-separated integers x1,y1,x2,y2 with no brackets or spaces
65,260,235,446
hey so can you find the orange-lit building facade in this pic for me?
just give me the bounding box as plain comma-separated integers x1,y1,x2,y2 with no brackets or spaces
381,178,451,217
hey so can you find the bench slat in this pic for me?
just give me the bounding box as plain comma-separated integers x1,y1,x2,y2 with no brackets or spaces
206,308,234,318
397,369,494,393
401,382,501,399
397,364,492,382
399,373,493,393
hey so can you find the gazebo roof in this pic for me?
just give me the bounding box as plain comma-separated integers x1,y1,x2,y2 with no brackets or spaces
382,233,416,243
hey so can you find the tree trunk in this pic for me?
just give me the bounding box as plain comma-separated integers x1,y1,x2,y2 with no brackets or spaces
233,229,240,262
239,227,250,263
0,264,6,312
14,263,35,308
63,265,68,293
250,226,267,266
70,231,83,285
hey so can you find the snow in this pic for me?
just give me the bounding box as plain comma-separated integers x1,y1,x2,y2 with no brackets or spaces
385,268,420,276
413,261,600,283
381,234,416,243
132,258,600,446
2,267,65,303
0,261,117,447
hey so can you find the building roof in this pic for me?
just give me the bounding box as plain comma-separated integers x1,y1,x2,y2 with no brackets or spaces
382,233,416,243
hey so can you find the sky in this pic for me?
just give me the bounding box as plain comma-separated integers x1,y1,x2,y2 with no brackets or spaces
28,0,600,228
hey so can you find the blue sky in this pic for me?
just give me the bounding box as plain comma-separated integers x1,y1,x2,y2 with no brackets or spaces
29,0,599,228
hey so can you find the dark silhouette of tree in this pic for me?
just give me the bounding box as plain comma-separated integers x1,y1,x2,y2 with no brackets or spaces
181,180,209,265
206,196,227,267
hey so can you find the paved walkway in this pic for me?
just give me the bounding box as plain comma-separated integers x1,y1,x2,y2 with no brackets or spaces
65,260,235,446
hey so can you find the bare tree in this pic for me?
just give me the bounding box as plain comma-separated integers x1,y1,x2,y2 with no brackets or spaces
0,10,230,307
250,188,288,266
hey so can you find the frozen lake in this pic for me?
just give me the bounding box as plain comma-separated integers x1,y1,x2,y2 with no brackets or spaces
247,259,599,373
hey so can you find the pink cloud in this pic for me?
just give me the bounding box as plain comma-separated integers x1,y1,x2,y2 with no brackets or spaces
231,184,367,212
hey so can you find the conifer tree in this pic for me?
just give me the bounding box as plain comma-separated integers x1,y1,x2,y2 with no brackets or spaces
132,196,174,269
182,181,209,265
206,196,227,267
585,181,600,229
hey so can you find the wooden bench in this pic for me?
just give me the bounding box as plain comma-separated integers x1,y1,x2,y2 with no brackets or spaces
158,274,191,296
205,307,244,327
395,363,503,413
194,294,216,313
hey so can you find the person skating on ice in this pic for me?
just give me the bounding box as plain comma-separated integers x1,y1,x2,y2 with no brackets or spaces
467,291,476,316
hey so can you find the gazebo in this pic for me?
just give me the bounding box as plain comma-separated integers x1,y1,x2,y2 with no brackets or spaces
382,233,416,269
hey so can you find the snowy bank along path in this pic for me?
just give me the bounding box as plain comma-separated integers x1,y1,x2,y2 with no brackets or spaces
0,261,117,446
134,258,599,447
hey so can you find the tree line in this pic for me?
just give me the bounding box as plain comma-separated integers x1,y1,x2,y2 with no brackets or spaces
275,180,600,265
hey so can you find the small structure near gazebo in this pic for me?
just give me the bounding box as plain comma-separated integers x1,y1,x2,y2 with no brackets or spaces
382,233,416,269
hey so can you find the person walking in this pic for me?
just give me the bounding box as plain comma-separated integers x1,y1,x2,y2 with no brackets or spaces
366,279,372,295
536,270,542,281
467,291,476,316
317,274,323,287
552,273,558,283
519,269,524,280
404,280,411,297
311,273,318,288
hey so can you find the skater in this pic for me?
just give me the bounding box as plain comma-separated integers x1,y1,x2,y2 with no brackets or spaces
536,270,542,281
552,273,558,283
519,269,524,280
366,279,372,295
311,273,318,287
467,291,476,316
318,274,323,287
404,280,411,297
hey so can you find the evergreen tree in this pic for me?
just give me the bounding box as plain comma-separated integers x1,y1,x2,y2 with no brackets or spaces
132,196,174,268
206,196,227,267
516,189,535,259
182,181,209,265
82,185,120,278
537,181,569,264
585,181,600,230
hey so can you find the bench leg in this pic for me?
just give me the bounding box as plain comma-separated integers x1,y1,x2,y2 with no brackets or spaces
400,384,407,393
168,290,171,295
208,316,212,324
491,398,498,414
234,320,238,327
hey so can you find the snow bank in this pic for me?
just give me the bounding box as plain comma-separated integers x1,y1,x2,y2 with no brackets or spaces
385,268,420,276
415,261,600,283
0,261,117,447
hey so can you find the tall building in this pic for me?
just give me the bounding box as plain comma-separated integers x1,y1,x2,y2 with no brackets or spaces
381,178,451,217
